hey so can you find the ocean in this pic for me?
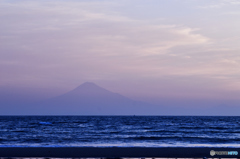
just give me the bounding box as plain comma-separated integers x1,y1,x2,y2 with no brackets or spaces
0,116,240,147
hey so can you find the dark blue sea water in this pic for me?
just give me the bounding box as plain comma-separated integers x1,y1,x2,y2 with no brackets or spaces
0,116,240,147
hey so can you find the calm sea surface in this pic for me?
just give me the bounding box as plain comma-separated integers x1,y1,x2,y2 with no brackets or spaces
0,116,240,147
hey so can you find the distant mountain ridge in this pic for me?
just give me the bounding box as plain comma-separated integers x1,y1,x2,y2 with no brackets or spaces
2,82,240,115
32,82,156,115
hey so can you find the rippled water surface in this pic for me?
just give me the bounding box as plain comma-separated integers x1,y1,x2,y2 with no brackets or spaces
0,116,240,147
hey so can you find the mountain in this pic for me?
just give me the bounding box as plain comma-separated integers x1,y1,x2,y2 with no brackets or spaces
3,82,239,115
32,82,156,115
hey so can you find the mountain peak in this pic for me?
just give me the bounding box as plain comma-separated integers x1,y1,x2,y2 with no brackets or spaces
77,82,100,89
71,82,108,94
81,82,98,87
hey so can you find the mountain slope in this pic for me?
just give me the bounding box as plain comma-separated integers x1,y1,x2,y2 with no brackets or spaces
33,82,156,115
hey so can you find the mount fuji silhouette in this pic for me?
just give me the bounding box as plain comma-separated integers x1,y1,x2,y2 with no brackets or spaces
33,82,156,115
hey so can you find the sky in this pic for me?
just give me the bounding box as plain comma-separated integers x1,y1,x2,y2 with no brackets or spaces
1,0,240,114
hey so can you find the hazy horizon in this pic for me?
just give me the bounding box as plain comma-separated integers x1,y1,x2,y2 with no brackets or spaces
1,0,240,115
